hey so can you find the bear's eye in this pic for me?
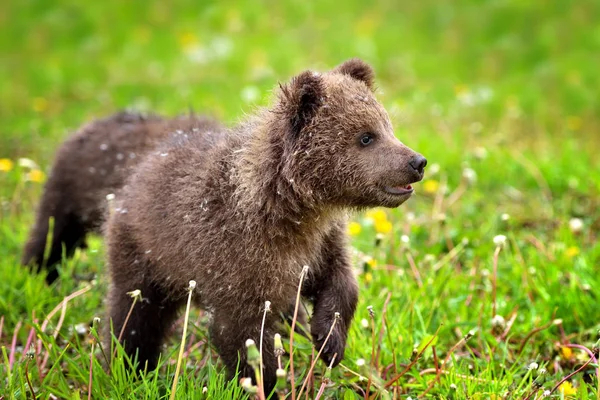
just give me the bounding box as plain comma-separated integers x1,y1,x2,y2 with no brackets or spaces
360,133,374,146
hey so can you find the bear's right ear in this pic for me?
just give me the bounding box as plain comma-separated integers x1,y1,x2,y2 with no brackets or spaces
333,58,375,91
279,70,325,136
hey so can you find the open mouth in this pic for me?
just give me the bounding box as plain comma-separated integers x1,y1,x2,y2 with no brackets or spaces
383,184,414,195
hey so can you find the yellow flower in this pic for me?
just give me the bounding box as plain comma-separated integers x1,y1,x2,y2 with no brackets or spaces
566,116,582,131
423,179,439,194
559,381,577,396
366,209,387,223
347,222,362,236
565,246,580,258
560,346,573,359
32,97,48,113
0,158,14,172
454,84,469,96
178,32,198,49
365,257,377,268
26,169,45,183
374,220,392,234
364,272,373,284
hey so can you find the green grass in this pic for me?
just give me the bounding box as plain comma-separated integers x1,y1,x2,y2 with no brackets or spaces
1,0,600,398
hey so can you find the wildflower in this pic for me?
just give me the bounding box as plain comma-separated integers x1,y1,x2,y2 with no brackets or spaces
361,319,369,328
178,32,198,49
366,209,387,223
473,146,488,160
127,289,142,300
558,381,577,396
565,246,580,257
374,219,392,234
32,97,48,112
493,235,507,247
501,213,510,221
462,167,477,185
18,158,39,169
0,158,14,172
491,314,506,333
26,169,45,183
527,362,538,370
400,235,410,245
566,116,582,131
427,163,440,175
347,221,362,236
560,346,573,359
422,179,439,194
568,218,583,233
245,339,260,364
241,86,260,103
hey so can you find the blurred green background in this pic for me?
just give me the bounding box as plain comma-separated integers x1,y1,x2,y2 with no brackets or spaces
2,0,599,163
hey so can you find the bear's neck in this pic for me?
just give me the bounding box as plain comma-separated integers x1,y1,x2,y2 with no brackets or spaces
228,114,339,238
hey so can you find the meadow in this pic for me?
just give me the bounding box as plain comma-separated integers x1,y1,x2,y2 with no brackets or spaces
1,0,599,398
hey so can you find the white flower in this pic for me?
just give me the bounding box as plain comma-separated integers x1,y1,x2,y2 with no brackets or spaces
18,158,39,169
462,168,477,184
527,362,539,370
473,147,488,160
493,235,507,247
569,218,583,233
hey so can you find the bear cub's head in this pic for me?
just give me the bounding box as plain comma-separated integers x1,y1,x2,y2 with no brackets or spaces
274,58,426,209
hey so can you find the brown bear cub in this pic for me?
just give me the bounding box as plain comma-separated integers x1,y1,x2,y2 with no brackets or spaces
22,112,223,283
105,59,426,395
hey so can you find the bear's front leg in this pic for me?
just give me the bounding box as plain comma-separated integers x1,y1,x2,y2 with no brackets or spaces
304,223,359,367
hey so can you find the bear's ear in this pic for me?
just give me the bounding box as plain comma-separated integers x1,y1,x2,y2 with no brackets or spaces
333,58,375,90
279,70,325,136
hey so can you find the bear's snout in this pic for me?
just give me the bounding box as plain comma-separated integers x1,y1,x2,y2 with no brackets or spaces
409,154,427,176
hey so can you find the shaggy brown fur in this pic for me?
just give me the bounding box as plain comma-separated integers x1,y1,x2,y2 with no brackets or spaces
105,59,426,396
22,112,223,283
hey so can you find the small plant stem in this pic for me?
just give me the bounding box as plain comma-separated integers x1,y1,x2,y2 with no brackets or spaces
491,245,501,318
385,325,442,388
296,313,339,399
289,265,309,400
169,282,196,400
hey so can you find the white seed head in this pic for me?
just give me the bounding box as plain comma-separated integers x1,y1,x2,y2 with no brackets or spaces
543,390,551,397
106,193,115,201
491,314,506,329
93,317,101,324
356,358,366,367
473,146,488,160
361,319,369,328
569,217,584,233
202,387,208,394
553,319,563,325
493,234,507,247
527,362,539,370
127,289,142,299
334,312,340,319
501,213,510,221
18,158,39,169
245,339,255,348
400,235,410,244
189,280,197,289
264,300,271,311
462,167,477,184
450,383,457,390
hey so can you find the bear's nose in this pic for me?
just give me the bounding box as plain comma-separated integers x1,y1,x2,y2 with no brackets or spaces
409,155,427,175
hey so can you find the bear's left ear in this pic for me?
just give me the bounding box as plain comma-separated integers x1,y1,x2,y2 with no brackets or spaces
333,58,375,91
279,70,325,136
